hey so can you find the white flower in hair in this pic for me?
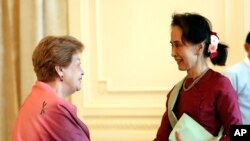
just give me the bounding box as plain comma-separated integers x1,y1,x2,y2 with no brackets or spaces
208,34,219,58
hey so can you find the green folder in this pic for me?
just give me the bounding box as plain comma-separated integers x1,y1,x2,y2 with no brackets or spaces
169,113,222,141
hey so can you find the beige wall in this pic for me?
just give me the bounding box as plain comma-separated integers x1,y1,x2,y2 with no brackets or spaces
68,0,250,141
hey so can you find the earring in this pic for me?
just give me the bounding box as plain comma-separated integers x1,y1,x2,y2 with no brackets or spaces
60,75,63,81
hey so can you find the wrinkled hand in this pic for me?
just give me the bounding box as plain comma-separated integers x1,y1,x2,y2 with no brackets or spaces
175,131,182,141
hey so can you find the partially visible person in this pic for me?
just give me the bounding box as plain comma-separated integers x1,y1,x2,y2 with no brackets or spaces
12,35,90,141
153,13,242,141
223,31,250,124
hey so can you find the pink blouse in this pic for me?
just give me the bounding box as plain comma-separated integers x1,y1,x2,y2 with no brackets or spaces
12,81,90,141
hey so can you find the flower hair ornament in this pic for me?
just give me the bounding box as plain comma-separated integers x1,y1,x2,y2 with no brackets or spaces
208,32,219,59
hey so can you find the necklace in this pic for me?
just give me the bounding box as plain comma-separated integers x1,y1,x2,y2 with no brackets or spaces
182,68,209,91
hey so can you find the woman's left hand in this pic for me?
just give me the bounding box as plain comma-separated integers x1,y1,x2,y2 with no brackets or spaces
175,131,182,141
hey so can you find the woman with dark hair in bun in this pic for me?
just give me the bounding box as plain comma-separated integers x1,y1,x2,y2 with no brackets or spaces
153,13,242,141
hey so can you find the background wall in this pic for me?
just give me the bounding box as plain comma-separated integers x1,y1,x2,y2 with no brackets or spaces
68,0,250,141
